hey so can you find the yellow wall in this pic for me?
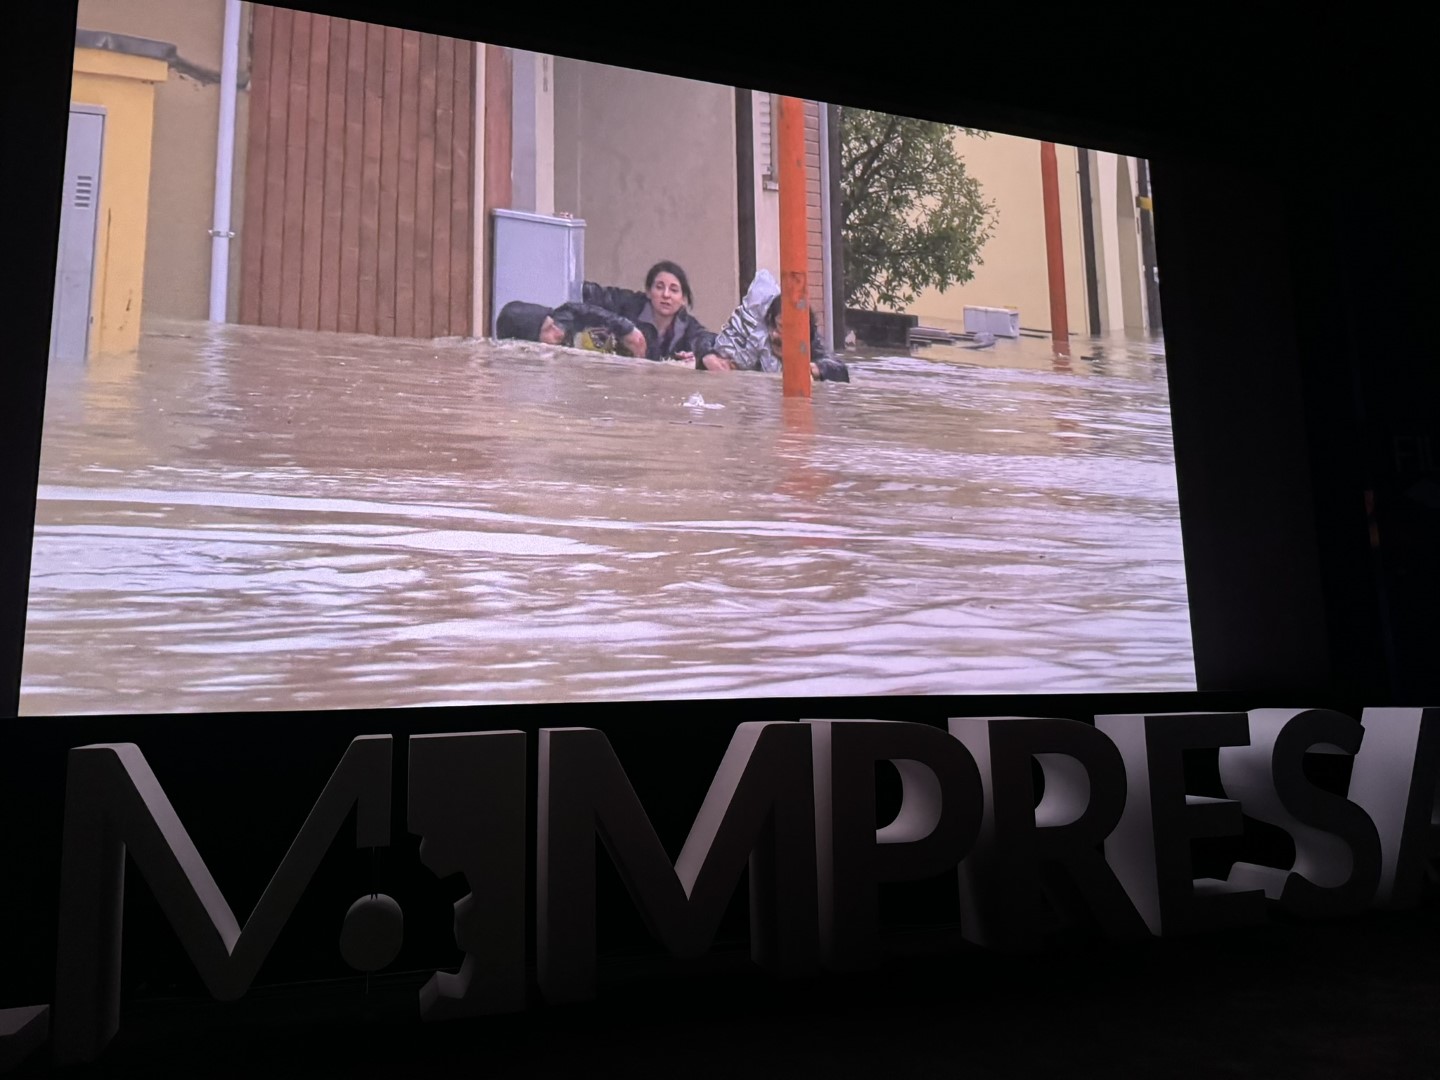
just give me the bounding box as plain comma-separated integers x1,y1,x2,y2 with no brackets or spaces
71,47,169,357
77,0,253,322
906,132,1089,336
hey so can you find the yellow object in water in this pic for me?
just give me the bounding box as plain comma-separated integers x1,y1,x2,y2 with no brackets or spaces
574,329,618,353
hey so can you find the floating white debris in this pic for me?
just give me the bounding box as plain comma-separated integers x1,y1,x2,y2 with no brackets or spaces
683,393,725,410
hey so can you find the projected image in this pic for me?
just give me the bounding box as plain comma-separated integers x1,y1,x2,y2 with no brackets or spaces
20,1,1192,714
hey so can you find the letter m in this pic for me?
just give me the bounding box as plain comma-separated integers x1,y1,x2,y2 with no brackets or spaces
538,722,818,1002
52,738,391,1065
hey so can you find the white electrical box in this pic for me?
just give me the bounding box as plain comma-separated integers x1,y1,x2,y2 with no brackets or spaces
490,209,586,336
963,306,1020,338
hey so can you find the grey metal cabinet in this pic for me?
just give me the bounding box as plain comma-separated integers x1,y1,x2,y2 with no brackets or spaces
50,105,105,364
490,209,585,336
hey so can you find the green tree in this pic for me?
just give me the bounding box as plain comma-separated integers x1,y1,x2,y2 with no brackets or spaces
839,109,997,310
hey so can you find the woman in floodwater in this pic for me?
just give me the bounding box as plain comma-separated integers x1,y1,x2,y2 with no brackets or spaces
701,270,850,382
583,261,727,367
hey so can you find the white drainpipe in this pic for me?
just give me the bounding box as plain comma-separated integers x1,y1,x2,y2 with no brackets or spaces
472,42,487,338
818,102,836,354
208,0,242,323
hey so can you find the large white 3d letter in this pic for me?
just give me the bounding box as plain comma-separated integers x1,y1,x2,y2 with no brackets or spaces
537,722,817,1003
808,720,983,970
949,716,1149,950
1218,709,1380,917
1347,706,1440,908
1097,713,1265,935
408,731,527,1019
52,737,391,1065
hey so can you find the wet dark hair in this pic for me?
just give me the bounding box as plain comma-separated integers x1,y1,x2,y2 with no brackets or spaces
765,294,818,336
765,295,848,380
495,300,551,341
645,261,694,307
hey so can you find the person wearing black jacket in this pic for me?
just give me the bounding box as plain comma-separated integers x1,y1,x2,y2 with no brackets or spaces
494,299,649,357
581,260,725,367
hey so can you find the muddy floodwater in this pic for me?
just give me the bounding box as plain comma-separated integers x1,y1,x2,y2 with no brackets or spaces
18,318,1195,715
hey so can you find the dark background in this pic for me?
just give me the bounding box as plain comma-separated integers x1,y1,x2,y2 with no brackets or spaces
2,3,1436,1076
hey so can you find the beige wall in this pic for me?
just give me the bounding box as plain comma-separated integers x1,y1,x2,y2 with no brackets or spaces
1090,151,1150,333
511,50,556,216
906,131,1088,336
1091,151,1122,330
1115,154,1146,330
535,54,555,216
76,0,252,322
553,58,738,331
753,94,781,281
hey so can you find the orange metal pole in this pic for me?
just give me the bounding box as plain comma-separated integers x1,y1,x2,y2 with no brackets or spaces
777,96,812,398
1040,141,1070,357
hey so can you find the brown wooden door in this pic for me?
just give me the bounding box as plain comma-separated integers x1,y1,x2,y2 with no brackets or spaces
239,6,475,338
